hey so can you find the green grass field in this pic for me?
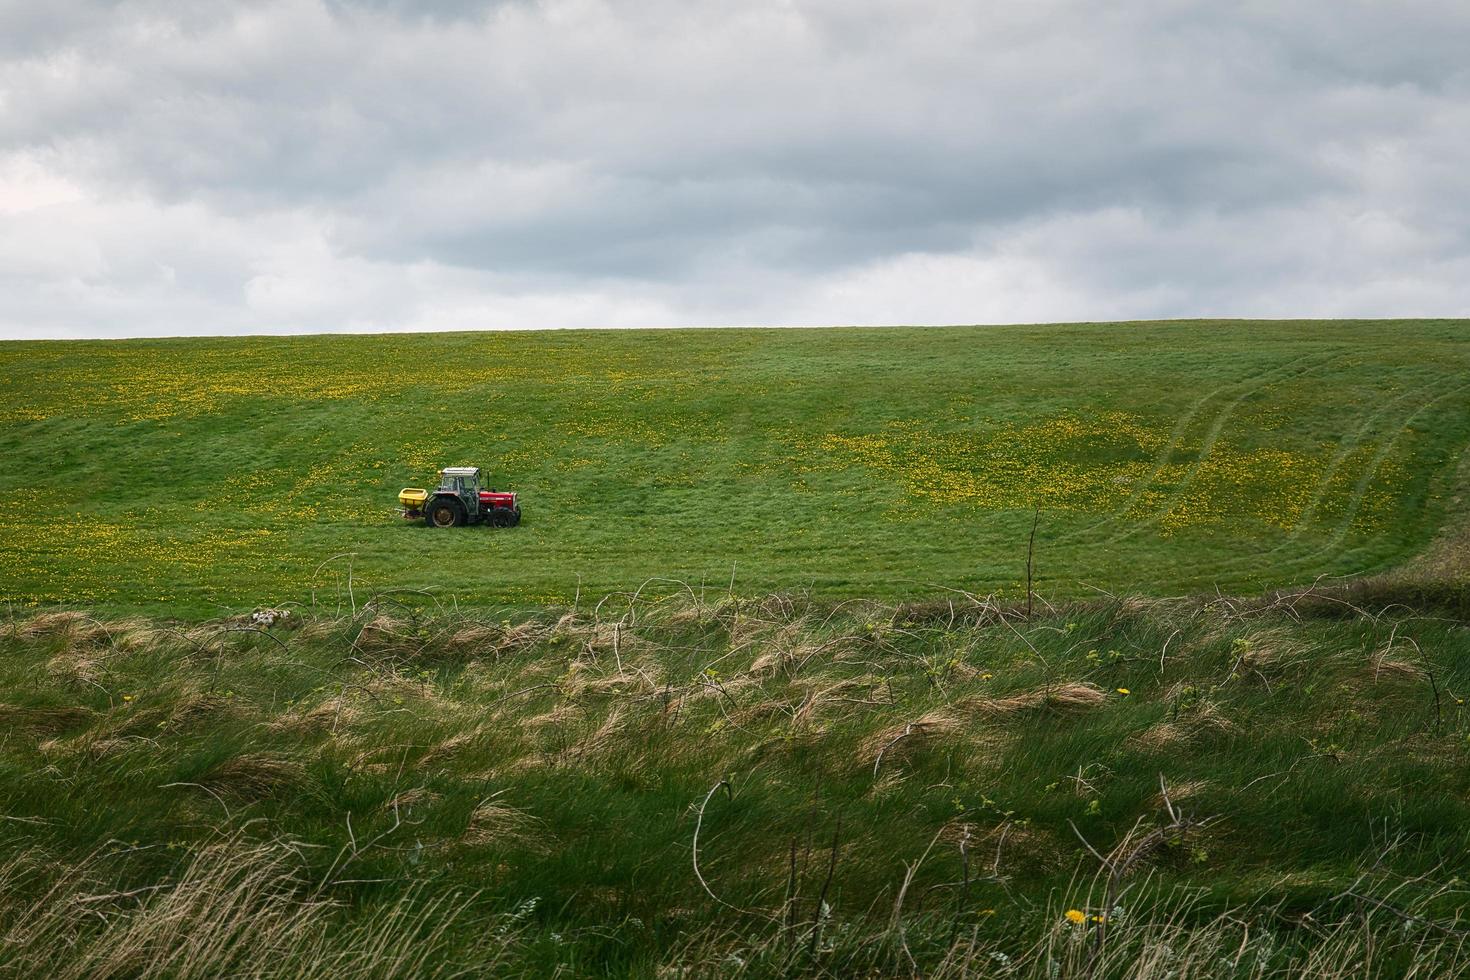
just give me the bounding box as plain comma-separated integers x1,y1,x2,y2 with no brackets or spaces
2,319,1468,617
5,594,1470,977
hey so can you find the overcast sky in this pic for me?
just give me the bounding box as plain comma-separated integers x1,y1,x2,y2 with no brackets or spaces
2,0,1469,339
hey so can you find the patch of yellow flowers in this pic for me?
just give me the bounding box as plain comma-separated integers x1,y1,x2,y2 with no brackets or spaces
810,412,1350,533
0,490,287,607
0,336,701,425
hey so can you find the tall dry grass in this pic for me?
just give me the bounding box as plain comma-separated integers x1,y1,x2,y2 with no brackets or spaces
0,835,509,979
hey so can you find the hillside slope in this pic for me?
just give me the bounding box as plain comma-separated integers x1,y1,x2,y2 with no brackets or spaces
1,320,1468,616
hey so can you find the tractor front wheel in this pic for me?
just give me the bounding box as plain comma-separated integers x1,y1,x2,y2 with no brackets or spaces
427,498,466,528
490,507,515,528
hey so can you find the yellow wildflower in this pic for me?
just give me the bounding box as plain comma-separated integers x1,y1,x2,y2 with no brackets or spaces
1065,909,1086,924
1117,688,1131,696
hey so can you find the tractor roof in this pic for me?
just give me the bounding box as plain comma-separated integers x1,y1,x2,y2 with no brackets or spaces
442,466,481,477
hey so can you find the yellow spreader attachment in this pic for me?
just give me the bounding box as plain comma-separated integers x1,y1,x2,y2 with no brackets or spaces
398,488,428,509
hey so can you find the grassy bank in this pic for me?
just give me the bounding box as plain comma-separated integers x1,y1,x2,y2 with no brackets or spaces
4,586,1470,976
2,320,1469,615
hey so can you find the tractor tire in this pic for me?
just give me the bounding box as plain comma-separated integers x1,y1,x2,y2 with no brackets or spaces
490,507,515,528
509,506,521,527
426,498,466,528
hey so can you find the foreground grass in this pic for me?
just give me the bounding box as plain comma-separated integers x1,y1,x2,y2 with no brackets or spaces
4,585,1470,976
2,320,1469,615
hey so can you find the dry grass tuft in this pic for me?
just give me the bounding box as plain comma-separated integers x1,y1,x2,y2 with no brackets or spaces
353,614,419,656
961,682,1109,717
727,614,776,652
9,611,170,656
268,697,361,737
497,620,549,656
560,708,627,762
419,729,488,767
743,617,850,677
16,610,104,641
523,702,579,729
0,702,96,738
688,675,759,703
463,796,551,852
1367,647,1423,682
791,678,884,727
197,754,307,803
443,622,501,655
568,667,660,697
161,692,237,735
731,695,794,726
292,618,343,644
1131,703,1236,751
747,648,788,676
362,673,452,710
550,611,582,634
45,648,106,688
576,620,643,661
385,786,440,812
39,730,127,761
96,617,164,653
861,709,968,771
1233,627,1312,677
663,602,719,626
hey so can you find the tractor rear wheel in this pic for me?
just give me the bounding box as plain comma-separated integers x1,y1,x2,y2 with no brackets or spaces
427,498,466,528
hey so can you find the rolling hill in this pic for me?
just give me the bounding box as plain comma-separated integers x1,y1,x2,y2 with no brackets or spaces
2,319,1467,617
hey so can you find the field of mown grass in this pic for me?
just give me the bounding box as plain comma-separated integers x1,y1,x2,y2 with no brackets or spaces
4,589,1470,977
1,320,1468,617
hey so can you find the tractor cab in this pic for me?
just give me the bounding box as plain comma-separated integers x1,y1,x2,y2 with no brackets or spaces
439,466,483,514
435,467,482,502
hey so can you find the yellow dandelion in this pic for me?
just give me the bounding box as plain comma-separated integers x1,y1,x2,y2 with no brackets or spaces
1116,688,1131,696
1065,909,1086,924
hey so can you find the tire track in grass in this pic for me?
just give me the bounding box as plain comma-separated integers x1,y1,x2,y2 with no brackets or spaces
1253,379,1470,584
1107,349,1350,545
1104,350,1350,545
1279,384,1428,539
1193,382,1434,578
1148,378,1454,584
1170,379,1470,588
1058,350,1339,546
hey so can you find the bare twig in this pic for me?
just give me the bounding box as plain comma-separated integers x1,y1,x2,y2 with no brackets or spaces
872,724,916,779
690,779,777,923
890,826,946,972
1025,507,1040,619
809,816,842,956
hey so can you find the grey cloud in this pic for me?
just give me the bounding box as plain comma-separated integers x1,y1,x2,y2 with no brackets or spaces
324,0,527,23
1,0,1469,338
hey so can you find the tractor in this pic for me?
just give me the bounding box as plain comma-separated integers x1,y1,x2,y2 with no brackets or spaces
399,467,521,528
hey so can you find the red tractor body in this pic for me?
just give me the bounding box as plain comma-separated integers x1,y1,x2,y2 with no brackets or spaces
479,489,518,510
